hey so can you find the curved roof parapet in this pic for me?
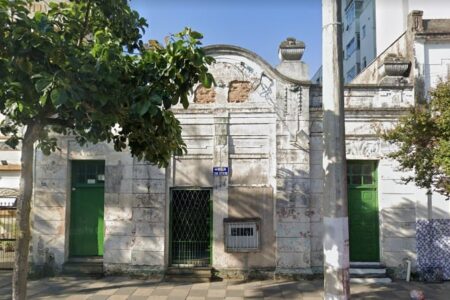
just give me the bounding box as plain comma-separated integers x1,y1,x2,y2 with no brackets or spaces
204,44,311,85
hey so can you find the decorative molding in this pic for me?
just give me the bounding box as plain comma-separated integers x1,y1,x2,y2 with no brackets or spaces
209,61,261,89
346,139,381,158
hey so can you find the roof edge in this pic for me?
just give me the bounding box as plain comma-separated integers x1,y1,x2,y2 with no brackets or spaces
203,44,312,85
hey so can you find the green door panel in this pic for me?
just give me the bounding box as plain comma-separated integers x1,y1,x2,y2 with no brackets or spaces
347,161,379,262
69,161,105,257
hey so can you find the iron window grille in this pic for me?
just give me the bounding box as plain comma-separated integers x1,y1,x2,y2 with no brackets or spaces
224,218,260,252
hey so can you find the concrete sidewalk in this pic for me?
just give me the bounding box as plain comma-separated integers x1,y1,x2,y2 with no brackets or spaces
1,271,450,299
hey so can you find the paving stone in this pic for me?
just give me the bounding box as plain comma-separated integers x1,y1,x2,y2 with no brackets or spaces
114,287,137,295
94,288,118,296
209,282,228,289
2,273,450,300
88,295,109,300
150,288,172,296
148,296,168,300
207,289,226,297
226,289,245,297
191,283,210,289
107,295,128,300
188,289,208,297
127,296,149,300
132,287,154,296
65,295,92,300
168,288,191,298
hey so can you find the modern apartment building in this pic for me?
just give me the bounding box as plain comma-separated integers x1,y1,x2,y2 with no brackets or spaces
313,0,450,83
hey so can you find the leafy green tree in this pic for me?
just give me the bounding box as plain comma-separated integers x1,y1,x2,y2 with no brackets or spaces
0,1,214,299
383,81,450,198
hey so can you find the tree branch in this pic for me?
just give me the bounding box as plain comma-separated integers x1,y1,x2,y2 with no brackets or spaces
77,0,92,47
45,117,74,129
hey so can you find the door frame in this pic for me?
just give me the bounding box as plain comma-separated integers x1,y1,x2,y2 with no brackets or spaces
68,160,105,258
347,160,380,262
168,187,213,267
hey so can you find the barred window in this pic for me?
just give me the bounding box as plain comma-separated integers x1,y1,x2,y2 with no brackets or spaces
224,219,260,252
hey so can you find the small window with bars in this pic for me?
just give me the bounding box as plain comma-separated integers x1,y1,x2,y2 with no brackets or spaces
224,218,260,252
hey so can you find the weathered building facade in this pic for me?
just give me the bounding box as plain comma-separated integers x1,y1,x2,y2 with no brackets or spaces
28,11,450,280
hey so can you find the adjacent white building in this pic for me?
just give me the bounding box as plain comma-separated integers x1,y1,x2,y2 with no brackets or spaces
321,0,450,83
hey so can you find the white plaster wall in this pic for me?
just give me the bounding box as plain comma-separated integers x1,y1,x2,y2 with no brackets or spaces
377,158,419,269
0,171,20,188
423,42,450,95
0,150,21,165
375,0,450,55
374,0,406,56
31,137,167,273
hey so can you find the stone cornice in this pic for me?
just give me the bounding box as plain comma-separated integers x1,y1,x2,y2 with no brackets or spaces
204,45,312,86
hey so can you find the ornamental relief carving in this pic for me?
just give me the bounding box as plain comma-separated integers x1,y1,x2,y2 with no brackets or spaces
345,139,381,158
209,61,261,89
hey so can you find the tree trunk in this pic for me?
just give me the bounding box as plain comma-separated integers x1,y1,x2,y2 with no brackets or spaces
12,124,41,300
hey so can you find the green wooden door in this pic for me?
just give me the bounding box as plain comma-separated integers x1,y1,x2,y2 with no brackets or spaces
69,161,105,257
347,160,379,262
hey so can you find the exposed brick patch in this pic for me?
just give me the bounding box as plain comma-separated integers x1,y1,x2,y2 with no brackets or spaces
228,81,252,103
194,85,216,104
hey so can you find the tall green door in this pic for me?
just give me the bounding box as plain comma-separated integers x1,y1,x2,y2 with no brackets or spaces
69,160,105,257
347,160,379,262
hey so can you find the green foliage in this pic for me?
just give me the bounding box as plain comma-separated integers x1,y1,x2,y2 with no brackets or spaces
383,81,450,197
0,0,214,166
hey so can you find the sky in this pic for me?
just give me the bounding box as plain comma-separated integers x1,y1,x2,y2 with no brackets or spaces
130,0,323,78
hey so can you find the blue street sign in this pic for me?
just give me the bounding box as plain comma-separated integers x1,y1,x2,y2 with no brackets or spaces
213,167,229,176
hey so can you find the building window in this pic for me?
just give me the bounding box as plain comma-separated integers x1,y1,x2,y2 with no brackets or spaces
346,38,356,59
346,66,357,82
224,219,260,252
345,1,356,26
362,57,367,68
362,25,366,39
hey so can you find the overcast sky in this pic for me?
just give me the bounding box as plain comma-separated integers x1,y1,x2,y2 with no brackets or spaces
130,0,323,78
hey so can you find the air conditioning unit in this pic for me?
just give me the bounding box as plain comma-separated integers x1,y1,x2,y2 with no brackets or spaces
224,218,260,252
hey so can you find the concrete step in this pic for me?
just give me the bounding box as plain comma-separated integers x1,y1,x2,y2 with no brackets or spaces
68,256,103,263
165,267,212,282
62,261,103,276
349,262,391,284
350,277,392,284
350,268,386,276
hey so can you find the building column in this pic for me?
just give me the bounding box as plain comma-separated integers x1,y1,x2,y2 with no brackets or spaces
212,110,229,268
